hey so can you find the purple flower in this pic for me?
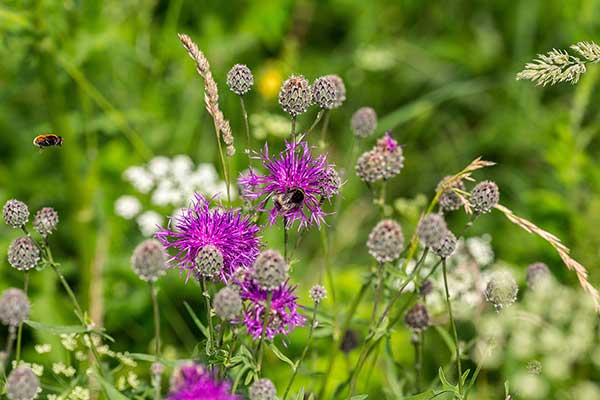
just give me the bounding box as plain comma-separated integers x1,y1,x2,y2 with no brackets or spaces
240,280,305,340
239,138,336,229
155,194,261,282
167,363,239,400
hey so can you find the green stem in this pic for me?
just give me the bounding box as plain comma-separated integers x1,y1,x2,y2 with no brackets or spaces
3,326,16,370
150,282,161,400
213,121,231,204
319,228,336,303
318,279,370,398
282,305,319,399
415,332,423,392
291,116,297,140
442,259,462,394
256,292,273,375
201,278,214,353
239,96,251,154
15,272,29,364
320,110,331,147
370,263,384,329
283,219,289,262
307,109,324,134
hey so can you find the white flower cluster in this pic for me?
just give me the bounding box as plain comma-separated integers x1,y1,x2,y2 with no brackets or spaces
115,155,235,236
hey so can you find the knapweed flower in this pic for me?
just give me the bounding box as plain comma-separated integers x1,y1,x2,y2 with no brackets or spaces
0,288,30,327
312,76,336,109
213,287,242,321
351,107,377,138
437,176,466,212
404,303,430,332
32,207,59,237
278,75,312,117
325,74,346,108
240,280,305,340
131,239,168,282
251,250,288,291
319,166,342,197
167,363,239,400
367,219,404,263
309,284,327,304
432,231,457,259
417,213,448,249
356,149,385,183
484,270,518,311
226,64,254,96
374,132,404,179
3,199,29,228
526,262,551,290
6,366,39,400
239,139,336,229
8,237,40,271
249,378,277,400
156,194,260,282
470,180,499,214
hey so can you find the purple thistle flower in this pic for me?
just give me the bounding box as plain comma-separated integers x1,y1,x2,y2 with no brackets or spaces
167,363,240,400
239,138,336,229
155,193,261,282
240,280,305,340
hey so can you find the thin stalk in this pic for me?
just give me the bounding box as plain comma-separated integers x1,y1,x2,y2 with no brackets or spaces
239,96,251,154
415,332,423,392
291,116,297,140
318,279,370,398
150,282,161,400
283,305,319,399
201,278,214,353
307,109,324,134
442,259,462,394
283,219,289,262
379,180,387,218
319,228,336,303
15,272,29,363
212,121,231,203
370,263,384,329
256,292,273,374
3,326,16,369
320,110,331,146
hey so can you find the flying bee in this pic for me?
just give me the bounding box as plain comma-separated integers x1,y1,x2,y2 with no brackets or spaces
273,188,305,213
33,133,63,149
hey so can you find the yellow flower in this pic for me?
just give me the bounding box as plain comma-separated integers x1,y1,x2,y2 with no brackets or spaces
258,66,283,100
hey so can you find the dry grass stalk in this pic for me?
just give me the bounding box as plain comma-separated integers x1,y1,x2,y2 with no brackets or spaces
178,33,235,156
494,203,600,312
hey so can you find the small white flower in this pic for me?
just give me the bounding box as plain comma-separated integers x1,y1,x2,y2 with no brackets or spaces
127,371,140,388
114,195,142,219
68,386,90,400
151,180,179,207
60,333,78,351
53,362,66,374
35,344,52,354
136,211,163,236
194,164,218,185
123,166,154,193
148,156,171,178
171,155,194,178
31,363,44,376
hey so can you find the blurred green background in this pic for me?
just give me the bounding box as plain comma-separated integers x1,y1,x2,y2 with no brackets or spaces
1,0,600,398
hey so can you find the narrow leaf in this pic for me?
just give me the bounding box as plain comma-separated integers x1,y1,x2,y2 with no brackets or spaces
24,320,88,335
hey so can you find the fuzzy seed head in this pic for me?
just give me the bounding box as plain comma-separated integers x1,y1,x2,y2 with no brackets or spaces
278,75,312,117
404,303,430,332
131,239,168,282
437,176,466,212
7,237,40,272
432,231,457,258
485,270,518,311
309,284,327,304
249,378,276,400
226,64,254,95
312,76,336,109
33,207,59,237
194,245,224,280
417,214,448,249
326,74,346,108
0,288,30,327
470,180,499,214
3,199,29,228
526,262,551,290
367,219,404,263
351,107,377,138
6,366,39,400
213,286,243,321
355,149,385,183
252,250,288,291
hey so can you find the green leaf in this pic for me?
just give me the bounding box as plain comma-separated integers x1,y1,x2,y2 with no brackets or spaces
24,320,88,335
404,391,436,400
183,302,209,339
128,353,179,367
268,343,296,370
294,387,305,400
438,367,458,393
434,326,456,358
92,372,129,400
460,369,471,388
350,395,368,400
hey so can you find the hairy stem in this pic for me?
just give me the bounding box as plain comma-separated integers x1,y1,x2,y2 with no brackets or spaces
15,272,29,364
442,259,462,393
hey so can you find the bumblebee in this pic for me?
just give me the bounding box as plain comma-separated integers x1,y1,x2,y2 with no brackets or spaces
33,134,63,149
273,188,305,212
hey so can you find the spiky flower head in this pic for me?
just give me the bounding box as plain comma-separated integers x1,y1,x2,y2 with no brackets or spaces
374,132,404,179
437,176,466,212
470,180,499,214
312,76,336,109
309,284,327,304
249,378,277,400
526,262,551,290
131,239,168,282
417,213,448,249
367,219,404,263
356,149,385,183
0,288,30,327
156,194,260,282
351,107,377,138
3,199,29,228
484,270,518,311
167,363,239,400
404,303,430,332
8,237,40,271
319,166,342,197
340,329,360,353
226,64,254,96
251,250,288,291
432,231,457,258
240,280,305,340
325,74,346,108
32,207,59,237
6,366,39,400
194,245,224,280
239,139,335,229
213,286,242,321
278,75,312,117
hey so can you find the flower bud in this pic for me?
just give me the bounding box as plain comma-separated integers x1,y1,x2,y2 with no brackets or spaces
131,239,168,282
